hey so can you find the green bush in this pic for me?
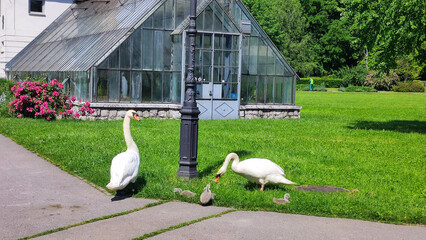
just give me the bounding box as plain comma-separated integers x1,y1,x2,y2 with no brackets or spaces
338,85,377,92
298,77,343,87
0,79,14,117
393,81,425,92
296,84,327,91
342,65,368,87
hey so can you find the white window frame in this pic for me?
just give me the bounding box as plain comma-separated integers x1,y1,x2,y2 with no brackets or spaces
29,0,45,16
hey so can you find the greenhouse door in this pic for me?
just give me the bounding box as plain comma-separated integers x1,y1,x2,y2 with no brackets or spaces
194,33,241,120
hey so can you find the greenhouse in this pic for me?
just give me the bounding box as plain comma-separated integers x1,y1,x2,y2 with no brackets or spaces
6,0,301,120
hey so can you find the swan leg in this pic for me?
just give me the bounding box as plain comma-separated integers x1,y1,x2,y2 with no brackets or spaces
261,184,265,191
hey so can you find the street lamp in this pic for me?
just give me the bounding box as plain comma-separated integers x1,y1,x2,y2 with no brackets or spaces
177,0,200,179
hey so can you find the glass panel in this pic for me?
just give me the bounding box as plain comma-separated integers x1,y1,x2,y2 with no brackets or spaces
172,35,182,71
249,37,258,74
204,6,213,31
176,0,185,27
241,37,249,74
266,76,274,103
131,71,142,102
283,76,292,104
153,5,164,29
231,52,238,67
240,74,248,104
222,83,238,99
109,49,119,68
153,72,162,102
214,51,222,66
98,58,108,68
213,67,222,83
132,28,142,69
120,38,131,69
108,70,120,102
203,33,212,49
143,15,153,28
275,58,284,75
258,40,267,75
164,0,174,29
274,76,283,104
171,72,181,103
267,46,275,75
120,71,130,101
142,71,152,102
154,30,163,71
213,3,223,32
196,11,204,30
202,50,212,66
248,75,257,103
257,76,265,103
142,29,153,70
203,66,211,82
232,1,241,26
224,35,232,50
164,31,172,70
163,72,171,102
214,34,222,50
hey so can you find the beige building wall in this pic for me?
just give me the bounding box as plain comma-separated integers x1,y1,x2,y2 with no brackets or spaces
0,0,73,78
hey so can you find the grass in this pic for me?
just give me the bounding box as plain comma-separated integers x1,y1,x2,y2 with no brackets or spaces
0,91,425,224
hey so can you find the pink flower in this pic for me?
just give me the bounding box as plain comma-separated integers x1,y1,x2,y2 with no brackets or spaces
89,109,95,114
46,117,50,121
35,112,39,116
17,114,22,118
67,109,73,114
84,102,90,107
71,96,76,101
52,91,59,97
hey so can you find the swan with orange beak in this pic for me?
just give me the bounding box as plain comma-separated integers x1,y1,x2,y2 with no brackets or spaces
214,153,296,191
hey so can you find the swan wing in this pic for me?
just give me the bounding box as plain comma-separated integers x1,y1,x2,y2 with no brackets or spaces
236,158,285,178
107,151,140,190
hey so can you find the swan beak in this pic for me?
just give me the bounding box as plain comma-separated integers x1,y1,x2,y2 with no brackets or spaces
133,114,140,121
214,176,220,182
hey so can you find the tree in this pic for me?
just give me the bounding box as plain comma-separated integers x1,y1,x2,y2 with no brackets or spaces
242,0,319,76
345,0,426,72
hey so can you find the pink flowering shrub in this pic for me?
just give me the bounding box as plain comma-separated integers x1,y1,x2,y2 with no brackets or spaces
8,79,95,120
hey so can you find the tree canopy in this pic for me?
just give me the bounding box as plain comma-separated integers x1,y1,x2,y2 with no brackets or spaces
242,0,426,78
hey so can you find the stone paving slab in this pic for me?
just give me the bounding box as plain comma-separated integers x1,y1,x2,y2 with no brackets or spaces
35,201,230,240
0,134,157,240
149,211,426,240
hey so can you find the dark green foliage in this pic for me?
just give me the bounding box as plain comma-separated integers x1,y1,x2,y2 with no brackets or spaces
393,81,425,92
298,77,343,88
364,71,399,91
338,85,377,92
296,84,327,91
0,79,14,117
341,65,368,87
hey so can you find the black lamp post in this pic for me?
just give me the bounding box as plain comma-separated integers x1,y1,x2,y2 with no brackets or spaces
177,0,200,179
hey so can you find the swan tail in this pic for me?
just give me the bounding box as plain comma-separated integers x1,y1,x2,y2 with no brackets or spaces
267,174,297,185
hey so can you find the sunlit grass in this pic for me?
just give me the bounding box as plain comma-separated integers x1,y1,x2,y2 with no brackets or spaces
0,91,424,224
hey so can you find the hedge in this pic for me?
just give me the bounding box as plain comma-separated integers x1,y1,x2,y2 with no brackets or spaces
298,77,343,88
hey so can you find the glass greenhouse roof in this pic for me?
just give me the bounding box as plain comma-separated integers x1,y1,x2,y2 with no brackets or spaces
6,0,161,72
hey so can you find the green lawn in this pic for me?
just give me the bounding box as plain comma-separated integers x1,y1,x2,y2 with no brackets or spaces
0,91,424,224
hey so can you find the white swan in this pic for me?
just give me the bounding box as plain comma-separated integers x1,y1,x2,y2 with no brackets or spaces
106,110,140,191
215,153,296,191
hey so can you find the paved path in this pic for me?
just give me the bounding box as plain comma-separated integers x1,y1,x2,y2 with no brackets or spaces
0,134,424,240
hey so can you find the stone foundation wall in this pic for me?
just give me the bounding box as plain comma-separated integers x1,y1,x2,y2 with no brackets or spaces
76,103,182,120
239,105,301,119
75,103,301,120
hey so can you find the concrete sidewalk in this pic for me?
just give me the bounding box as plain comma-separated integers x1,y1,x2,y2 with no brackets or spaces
0,134,424,240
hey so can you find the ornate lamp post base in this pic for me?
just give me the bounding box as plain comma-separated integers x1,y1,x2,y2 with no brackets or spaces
178,0,199,179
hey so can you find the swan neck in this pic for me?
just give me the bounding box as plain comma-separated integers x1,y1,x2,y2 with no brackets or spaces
221,153,239,173
123,116,138,152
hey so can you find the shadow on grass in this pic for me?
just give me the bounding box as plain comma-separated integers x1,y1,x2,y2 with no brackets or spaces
348,120,426,134
199,150,252,178
111,175,146,201
244,182,293,191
